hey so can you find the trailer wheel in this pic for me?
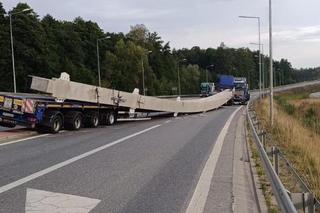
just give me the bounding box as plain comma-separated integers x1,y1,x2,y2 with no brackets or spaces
107,111,116,125
64,111,83,130
84,112,99,128
51,116,63,133
37,110,63,134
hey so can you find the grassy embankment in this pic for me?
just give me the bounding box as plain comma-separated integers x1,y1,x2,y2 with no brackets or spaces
253,85,320,199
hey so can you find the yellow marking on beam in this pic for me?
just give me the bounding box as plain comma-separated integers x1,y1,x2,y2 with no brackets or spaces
14,99,23,106
47,104,62,108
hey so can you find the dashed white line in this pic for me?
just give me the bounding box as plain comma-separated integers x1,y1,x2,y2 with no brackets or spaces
0,124,161,194
186,106,242,213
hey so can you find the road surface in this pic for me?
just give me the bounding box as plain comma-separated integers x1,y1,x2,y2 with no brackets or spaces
0,106,259,213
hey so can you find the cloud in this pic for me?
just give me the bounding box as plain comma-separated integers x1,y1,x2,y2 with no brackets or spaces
274,25,320,42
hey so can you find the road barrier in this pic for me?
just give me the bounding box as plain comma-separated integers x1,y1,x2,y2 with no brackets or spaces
247,102,320,213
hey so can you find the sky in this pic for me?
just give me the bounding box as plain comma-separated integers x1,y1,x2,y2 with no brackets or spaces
2,0,320,68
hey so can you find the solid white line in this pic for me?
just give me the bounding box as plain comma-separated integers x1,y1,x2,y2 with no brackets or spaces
0,134,50,147
0,124,161,194
186,106,242,213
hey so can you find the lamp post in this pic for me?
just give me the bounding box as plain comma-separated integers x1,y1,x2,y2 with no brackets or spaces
205,65,214,82
250,43,265,97
9,8,32,93
96,36,111,87
177,58,187,96
269,0,274,125
141,50,152,96
239,15,262,100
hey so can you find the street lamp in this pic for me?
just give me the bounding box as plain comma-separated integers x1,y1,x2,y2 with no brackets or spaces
205,64,214,82
177,58,187,96
250,43,265,97
96,36,111,87
269,0,274,125
239,15,262,100
141,50,152,96
9,8,32,93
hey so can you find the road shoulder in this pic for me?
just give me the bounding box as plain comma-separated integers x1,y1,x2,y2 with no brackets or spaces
232,110,264,212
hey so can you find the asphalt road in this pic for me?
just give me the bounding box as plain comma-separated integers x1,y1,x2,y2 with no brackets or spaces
0,126,9,132
0,125,22,132
0,106,247,213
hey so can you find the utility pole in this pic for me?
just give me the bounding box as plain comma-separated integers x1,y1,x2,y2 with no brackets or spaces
269,0,274,125
250,43,265,97
262,44,265,97
239,15,262,100
177,59,187,96
141,50,152,96
96,36,111,87
9,8,31,93
141,59,145,95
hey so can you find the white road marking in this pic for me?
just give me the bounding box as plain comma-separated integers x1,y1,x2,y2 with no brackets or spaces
0,124,161,194
164,120,172,124
25,188,100,213
0,134,50,147
0,130,68,146
186,106,242,213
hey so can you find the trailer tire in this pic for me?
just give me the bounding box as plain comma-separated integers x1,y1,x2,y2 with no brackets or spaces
64,111,83,131
107,111,117,125
51,115,63,133
37,110,63,134
84,112,99,128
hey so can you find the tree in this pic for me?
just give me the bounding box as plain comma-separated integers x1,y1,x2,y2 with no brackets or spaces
0,2,11,92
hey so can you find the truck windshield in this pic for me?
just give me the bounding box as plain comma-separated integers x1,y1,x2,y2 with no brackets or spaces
235,83,245,90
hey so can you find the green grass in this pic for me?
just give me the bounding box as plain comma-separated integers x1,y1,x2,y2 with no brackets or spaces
274,96,296,115
275,95,320,135
255,96,320,200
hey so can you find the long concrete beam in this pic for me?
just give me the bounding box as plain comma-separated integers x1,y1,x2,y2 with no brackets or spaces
30,74,232,113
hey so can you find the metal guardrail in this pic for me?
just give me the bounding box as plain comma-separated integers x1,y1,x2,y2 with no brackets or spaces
247,101,320,213
247,103,297,213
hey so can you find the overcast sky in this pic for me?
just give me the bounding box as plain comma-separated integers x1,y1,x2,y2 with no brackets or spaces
2,0,320,68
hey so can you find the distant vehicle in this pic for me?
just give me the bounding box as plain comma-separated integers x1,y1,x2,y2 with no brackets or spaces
200,82,215,97
215,74,250,105
233,77,250,104
217,75,235,91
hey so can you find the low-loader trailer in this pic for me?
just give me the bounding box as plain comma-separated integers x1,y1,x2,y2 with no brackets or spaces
0,92,118,133
0,73,232,133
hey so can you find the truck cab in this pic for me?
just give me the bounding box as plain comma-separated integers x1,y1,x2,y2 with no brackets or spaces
233,78,250,104
200,82,215,97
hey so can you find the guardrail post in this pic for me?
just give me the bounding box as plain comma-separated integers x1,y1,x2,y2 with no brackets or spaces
290,192,315,213
262,133,266,150
304,193,315,213
258,131,266,149
272,146,279,175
